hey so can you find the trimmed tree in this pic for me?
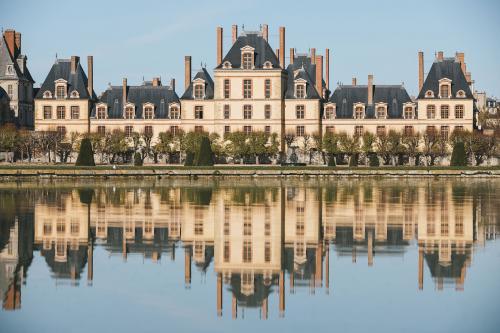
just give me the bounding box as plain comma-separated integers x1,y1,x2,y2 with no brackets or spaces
450,141,467,166
75,138,95,166
194,136,214,166
134,152,143,166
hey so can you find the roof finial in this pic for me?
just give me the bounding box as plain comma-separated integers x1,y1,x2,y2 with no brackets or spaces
242,24,245,31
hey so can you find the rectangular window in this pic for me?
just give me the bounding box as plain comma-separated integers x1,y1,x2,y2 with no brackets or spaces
144,126,153,136
125,126,133,137
264,126,271,135
296,105,305,119
326,126,335,134
97,126,106,135
194,125,204,133
264,105,271,119
170,125,179,136
455,125,464,132
43,106,52,119
195,106,203,119
455,105,464,119
224,125,231,134
194,84,204,99
242,52,253,69
57,106,65,119
56,85,65,98
56,126,66,136
264,79,271,98
243,79,252,99
243,105,252,119
440,126,449,140
296,125,305,137
97,107,106,119
243,125,252,134
404,126,414,136
355,125,364,136
376,126,386,136
243,240,252,263
440,105,449,119
426,126,436,135
264,242,271,263
427,105,436,119
224,79,230,99
224,241,230,263
296,84,305,98
7,85,13,98
71,106,79,119
223,105,230,119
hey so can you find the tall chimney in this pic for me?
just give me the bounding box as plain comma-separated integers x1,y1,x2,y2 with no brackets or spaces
275,48,280,61
367,74,373,105
262,24,268,42
14,32,21,56
216,26,223,66
311,48,316,64
232,24,238,43
3,30,16,59
122,78,127,107
279,27,285,68
437,51,444,61
352,77,357,86
418,51,424,93
456,52,466,74
170,78,176,92
70,56,79,74
87,56,93,98
152,77,161,86
325,48,330,90
315,55,323,98
290,48,295,65
184,56,192,90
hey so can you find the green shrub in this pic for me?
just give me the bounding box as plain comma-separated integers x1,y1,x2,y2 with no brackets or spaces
184,152,195,166
134,152,143,166
368,153,379,167
451,142,467,166
75,138,95,166
327,154,336,167
194,136,214,166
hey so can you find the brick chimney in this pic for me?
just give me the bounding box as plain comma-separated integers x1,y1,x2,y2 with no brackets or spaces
290,48,295,65
315,55,323,98
418,51,424,92
152,77,161,86
3,30,16,59
367,74,373,105
352,77,357,86
184,56,192,90
87,56,93,98
216,26,223,66
170,78,176,92
71,56,80,74
311,48,316,64
232,24,238,43
279,27,285,68
325,48,330,90
437,51,444,61
456,52,466,74
262,24,268,42
122,78,127,107
275,48,280,62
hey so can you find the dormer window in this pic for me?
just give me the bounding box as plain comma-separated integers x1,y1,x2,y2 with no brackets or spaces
124,105,135,119
43,91,52,99
456,90,466,98
56,85,66,99
193,83,204,99
240,46,255,70
263,61,272,69
222,61,232,69
96,105,107,119
144,104,154,119
404,104,414,119
376,104,387,119
425,90,434,98
324,104,335,120
170,104,180,119
5,65,14,75
295,83,306,99
438,79,452,98
354,103,365,119
70,90,79,98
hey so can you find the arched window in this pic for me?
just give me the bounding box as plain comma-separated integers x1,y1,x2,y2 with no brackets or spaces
456,90,465,98
425,90,434,98
70,91,79,98
404,106,413,119
144,106,154,119
376,106,386,119
426,105,436,119
170,106,180,119
194,84,204,99
354,106,364,119
125,106,135,119
222,61,232,69
325,106,334,120
43,91,52,98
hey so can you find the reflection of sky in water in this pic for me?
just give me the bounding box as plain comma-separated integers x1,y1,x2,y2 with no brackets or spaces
0,178,499,333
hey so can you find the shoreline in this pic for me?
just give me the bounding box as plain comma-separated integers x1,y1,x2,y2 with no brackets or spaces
0,165,499,178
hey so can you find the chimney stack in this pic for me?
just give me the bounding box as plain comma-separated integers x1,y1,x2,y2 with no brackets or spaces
279,27,285,68
152,77,161,86
275,48,280,62
216,26,223,66
14,32,21,55
122,78,127,106
456,52,466,74
315,55,323,98
3,30,16,59
290,48,295,65
325,48,330,90
437,51,444,61
367,74,373,105
170,78,176,92
184,56,192,90
71,56,80,74
87,56,93,98
232,25,238,43
262,24,268,42
352,77,357,86
418,51,424,92
311,48,316,64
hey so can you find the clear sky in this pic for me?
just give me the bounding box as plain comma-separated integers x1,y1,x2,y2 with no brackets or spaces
1,0,499,98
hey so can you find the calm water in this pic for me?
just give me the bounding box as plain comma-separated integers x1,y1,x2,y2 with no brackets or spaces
0,178,499,333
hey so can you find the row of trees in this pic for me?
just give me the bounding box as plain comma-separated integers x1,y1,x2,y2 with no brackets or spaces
0,123,498,166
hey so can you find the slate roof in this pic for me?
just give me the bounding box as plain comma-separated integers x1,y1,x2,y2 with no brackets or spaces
92,83,180,119
215,32,280,70
417,58,473,99
181,68,214,100
328,84,412,119
285,55,323,99
0,36,34,83
35,59,96,100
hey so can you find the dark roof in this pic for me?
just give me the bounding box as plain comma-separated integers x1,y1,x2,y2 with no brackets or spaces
417,58,473,99
35,58,96,100
92,84,180,119
285,55,322,99
181,68,214,100
329,84,412,119
215,32,280,70
0,36,34,83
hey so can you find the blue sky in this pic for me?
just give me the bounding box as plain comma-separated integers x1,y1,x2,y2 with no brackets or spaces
1,0,499,98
